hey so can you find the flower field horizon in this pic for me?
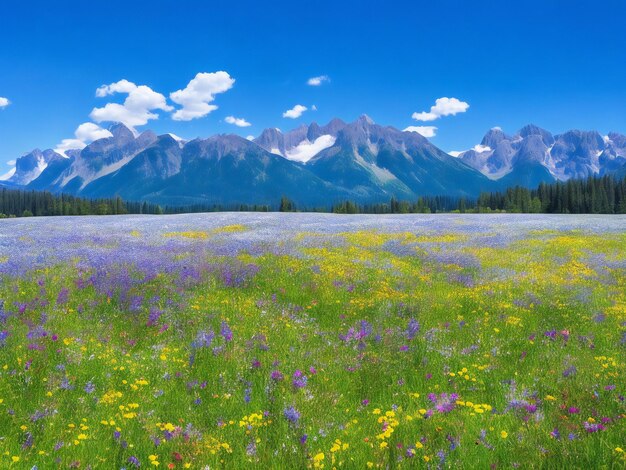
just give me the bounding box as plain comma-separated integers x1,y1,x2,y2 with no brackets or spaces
0,213,625,468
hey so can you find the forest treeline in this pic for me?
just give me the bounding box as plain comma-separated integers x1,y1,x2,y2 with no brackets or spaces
330,174,626,214
1,174,626,218
0,189,163,217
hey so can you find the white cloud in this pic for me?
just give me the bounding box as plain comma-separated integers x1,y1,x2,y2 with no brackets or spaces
246,135,255,141
7,159,16,166
283,104,307,119
0,97,9,108
412,97,469,122
225,115,251,127
75,122,114,142
311,105,318,111
90,79,172,127
55,122,113,155
55,139,87,154
448,151,463,158
403,126,438,138
472,144,491,153
284,135,336,162
307,75,330,86
170,71,235,121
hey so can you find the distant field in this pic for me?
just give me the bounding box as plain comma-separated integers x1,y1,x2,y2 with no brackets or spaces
0,213,625,468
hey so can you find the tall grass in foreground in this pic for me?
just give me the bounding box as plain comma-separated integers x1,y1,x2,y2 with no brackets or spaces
0,215,624,468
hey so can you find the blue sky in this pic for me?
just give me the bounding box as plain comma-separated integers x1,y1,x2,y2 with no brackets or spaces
1,0,625,169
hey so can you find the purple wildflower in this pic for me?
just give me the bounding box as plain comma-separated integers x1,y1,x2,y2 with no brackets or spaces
192,329,215,349
292,370,308,389
283,406,301,424
270,370,284,381
428,393,458,413
406,318,420,340
545,330,557,340
562,365,577,377
220,321,233,342
583,422,605,433
56,288,69,305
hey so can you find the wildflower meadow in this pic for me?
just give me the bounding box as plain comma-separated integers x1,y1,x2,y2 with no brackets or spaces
0,213,624,468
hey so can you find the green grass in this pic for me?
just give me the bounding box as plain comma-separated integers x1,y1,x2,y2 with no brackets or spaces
0,228,625,468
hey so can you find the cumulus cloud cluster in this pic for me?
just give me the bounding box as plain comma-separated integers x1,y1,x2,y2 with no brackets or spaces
412,97,469,122
91,79,173,127
0,97,10,108
55,122,114,155
87,72,236,129
170,71,235,121
225,116,251,127
283,104,307,119
53,72,239,152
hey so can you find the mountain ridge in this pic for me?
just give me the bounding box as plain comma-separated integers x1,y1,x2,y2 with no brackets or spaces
2,118,625,206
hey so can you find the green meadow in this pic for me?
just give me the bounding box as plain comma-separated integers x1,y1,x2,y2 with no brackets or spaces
0,214,624,468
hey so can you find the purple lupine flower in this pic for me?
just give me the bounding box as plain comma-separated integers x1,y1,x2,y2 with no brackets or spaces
583,422,605,433
56,288,69,305
84,381,95,394
428,393,458,413
246,441,257,456
563,365,577,377
358,320,372,339
0,330,8,347
147,308,162,326
292,370,308,389
128,455,140,467
192,329,214,349
22,432,34,449
27,325,47,339
284,406,301,424
270,370,284,381
525,404,537,413
59,377,73,390
220,321,233,342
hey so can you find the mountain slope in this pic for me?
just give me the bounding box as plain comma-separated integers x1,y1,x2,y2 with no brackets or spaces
5,118,626,206
47,123,158,192
81,134,183,200
308,116,494,199
5,149,63,185
145,134,349,206
459,124,626,183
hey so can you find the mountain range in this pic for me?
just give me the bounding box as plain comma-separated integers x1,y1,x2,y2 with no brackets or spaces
2,117,625,206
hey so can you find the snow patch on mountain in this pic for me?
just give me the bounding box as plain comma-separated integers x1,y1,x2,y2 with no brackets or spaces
284,135,336,163
472,144,491,153
0,167,16,181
